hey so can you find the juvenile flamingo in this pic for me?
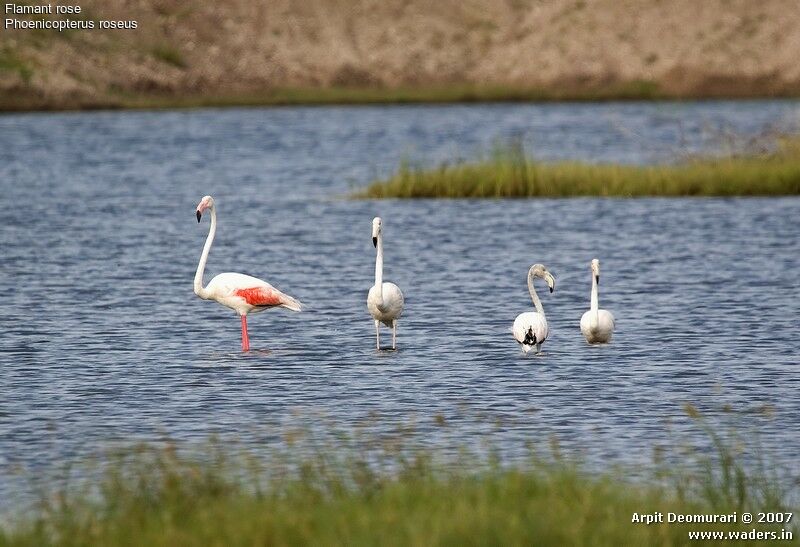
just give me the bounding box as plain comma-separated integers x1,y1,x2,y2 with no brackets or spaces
194,196,302,351
367,217,404,349
580,258,615,344
512,264,556,354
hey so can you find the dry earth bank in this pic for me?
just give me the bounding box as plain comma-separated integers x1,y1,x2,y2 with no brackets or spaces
2,0,800,110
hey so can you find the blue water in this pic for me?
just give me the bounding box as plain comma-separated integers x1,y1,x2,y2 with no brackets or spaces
1,101,799,506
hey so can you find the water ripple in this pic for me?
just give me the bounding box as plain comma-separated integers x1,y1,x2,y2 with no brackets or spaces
1,102,799,507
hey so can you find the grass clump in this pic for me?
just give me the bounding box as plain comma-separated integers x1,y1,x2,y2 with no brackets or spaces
3,82,675,112
0,49,33,84
0,449,785,546
358,138,800,198
151,45,187,69
1,411,796,547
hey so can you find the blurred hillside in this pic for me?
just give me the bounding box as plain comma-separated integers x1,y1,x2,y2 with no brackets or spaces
2,0,800,110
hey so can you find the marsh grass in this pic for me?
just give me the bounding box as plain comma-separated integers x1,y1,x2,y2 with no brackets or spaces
0,49,33,85
0,82,670,112
358,138,800,198
151,46,187,69
115,83,664,109
2,406,797,546
661,404,794,515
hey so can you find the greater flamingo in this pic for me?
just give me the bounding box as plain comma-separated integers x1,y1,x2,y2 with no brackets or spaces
367,217,404,349
194,195,302,351
512,264,556,354
580,258,615,344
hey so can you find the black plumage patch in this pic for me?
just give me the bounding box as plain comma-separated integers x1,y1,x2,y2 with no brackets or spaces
523,327,537,346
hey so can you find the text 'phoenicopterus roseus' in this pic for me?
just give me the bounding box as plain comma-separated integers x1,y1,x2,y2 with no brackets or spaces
367,217,404,349
580,258,615,344
194,195,302,352
513,264,556,354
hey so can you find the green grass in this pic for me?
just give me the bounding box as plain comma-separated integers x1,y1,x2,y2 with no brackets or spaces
358,138,800,198
0,49,33,85
0,79,692,112
151,45,188,69
0,452,789,546
1,407,796,546
2,77,799,112
107,81,665,110
0,81,672,112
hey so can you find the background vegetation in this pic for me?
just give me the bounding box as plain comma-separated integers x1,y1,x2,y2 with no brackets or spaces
359,137,800,198
1,406,796,546
2,0,800,110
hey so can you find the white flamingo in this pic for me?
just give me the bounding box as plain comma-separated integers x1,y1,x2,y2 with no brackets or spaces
367,217,404,349
513,264,556,354
194,195,302,352
580,258,615,344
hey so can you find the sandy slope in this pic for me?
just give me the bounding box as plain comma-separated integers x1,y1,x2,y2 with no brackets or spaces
2,0,799,109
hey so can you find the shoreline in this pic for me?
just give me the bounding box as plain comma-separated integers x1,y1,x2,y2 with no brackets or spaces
3,85,800,114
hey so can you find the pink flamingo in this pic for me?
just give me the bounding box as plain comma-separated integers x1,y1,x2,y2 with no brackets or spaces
194,195,303,351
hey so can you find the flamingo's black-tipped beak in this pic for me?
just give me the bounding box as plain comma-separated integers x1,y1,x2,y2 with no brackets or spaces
372,237,377,248
549,286,554,293
196,210,202,222
595,275,600,285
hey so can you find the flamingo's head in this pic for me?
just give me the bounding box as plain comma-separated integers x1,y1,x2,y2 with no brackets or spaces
529,264,556,293
372,216,382,247
591,258,600,284
196,195,214,222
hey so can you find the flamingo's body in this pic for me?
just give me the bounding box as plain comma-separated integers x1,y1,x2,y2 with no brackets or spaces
367,284,404,327
580,258,615,344
512,264,555,354
194,196,302,351
367,217,404,349
513,312,549,354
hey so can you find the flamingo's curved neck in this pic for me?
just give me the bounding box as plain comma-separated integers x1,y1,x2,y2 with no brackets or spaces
590,272,599,325
374,233,384,305
194,205,216,299
528,273,545,318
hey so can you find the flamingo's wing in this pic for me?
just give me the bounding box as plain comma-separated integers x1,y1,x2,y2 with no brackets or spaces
207,272,303,311
235,286,291,308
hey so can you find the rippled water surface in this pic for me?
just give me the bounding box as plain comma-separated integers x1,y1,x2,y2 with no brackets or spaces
1,101,799,504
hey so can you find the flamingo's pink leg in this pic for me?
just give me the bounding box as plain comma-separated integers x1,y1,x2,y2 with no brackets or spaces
241,315,250,352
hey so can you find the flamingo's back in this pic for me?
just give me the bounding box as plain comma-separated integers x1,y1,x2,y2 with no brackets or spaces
206,272,303,313
580,309,614,343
